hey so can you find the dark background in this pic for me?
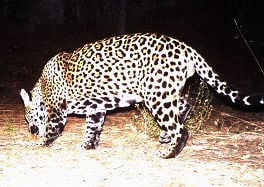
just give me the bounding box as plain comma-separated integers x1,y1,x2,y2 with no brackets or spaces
0,0,263,104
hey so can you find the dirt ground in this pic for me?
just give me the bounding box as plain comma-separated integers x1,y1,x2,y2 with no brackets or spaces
0,103,263,186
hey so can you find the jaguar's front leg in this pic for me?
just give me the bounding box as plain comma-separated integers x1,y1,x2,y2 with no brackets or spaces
44,109,67,146
83,109,106,149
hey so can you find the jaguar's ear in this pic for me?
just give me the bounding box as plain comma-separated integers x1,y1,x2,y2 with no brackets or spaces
20,89,31,107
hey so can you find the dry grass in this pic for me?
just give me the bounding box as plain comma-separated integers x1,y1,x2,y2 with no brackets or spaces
135,81,214,138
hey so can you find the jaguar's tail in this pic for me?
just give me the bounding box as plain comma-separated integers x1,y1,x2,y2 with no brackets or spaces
194,56,264,106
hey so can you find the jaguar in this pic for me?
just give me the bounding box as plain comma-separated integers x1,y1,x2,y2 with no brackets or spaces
20,33,264,158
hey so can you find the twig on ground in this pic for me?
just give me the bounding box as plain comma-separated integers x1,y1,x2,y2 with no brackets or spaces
213,109,262,128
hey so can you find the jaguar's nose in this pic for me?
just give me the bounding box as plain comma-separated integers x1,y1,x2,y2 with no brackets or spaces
30,125,39,135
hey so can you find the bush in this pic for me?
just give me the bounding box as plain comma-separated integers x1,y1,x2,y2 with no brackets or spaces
136,81,213,138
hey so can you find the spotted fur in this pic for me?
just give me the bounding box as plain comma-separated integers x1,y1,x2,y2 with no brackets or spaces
20,33,264,158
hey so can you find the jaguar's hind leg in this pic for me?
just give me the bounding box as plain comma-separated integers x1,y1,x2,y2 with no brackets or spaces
158,122,189,158
148,97,192,158
159,130,171,144
159,99,192,144
83,109,106,149
174,126,189,156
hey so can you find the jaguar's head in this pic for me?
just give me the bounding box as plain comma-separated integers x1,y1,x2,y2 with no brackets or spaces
20,89,47,137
